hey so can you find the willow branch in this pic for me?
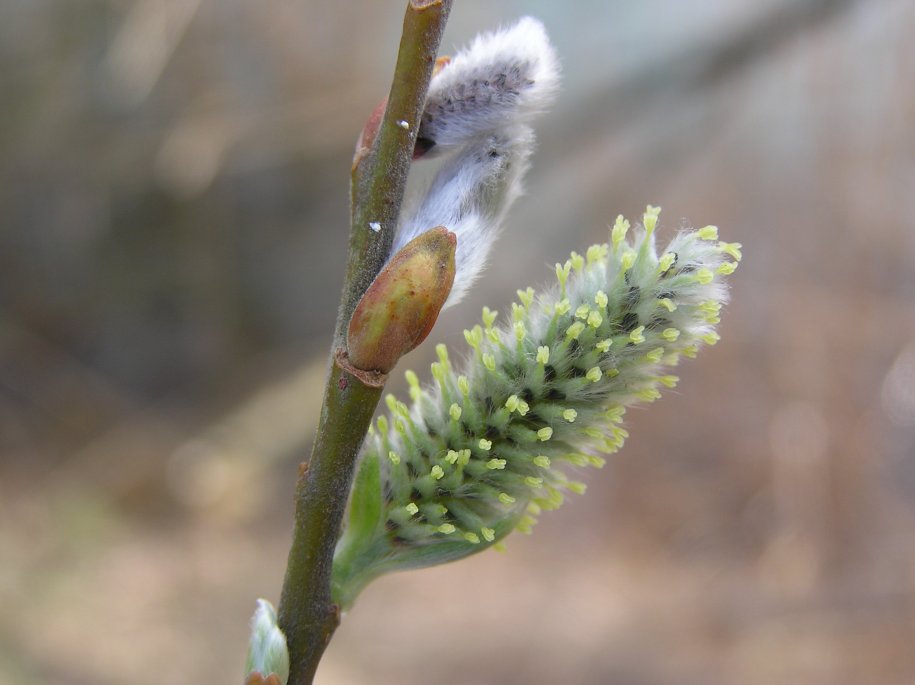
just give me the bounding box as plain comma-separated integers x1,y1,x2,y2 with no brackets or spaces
275,3,452,685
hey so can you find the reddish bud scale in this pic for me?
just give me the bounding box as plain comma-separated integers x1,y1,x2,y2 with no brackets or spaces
244,672,283,685
347,227,456,373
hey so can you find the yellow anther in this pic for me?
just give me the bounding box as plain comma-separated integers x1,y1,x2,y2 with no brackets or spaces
586,244,604,265
658,252,677,273
645,347,664,363
696,225,719,241
718,241,743,261
595,290,608,308
658,298,677,312
570,252,584,272
517,287,535,308
611,215,630,250
605,406,625,422
566,321,586,340
643,205,661,234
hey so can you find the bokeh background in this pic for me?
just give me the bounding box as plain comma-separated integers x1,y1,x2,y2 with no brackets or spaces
2,0,914,683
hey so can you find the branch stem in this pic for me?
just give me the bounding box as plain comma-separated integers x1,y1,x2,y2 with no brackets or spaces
276,3,452,684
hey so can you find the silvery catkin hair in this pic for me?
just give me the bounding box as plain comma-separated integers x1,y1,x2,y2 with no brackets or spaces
391,17,559,308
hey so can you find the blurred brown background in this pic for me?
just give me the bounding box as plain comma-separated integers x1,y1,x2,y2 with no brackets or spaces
2,1,914,683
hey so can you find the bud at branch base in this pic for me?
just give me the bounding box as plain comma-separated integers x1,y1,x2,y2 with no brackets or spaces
347,227,456,373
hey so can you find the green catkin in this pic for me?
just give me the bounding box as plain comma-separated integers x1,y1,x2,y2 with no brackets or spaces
331,208,741,607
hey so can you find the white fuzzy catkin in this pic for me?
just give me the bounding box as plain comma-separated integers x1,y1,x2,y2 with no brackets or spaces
417,16,560,154
393,125,533,307
393,17,559,308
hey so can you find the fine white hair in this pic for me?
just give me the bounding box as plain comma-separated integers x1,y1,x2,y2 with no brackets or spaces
392,17,559,308
417,16,559,155
394,126,534,308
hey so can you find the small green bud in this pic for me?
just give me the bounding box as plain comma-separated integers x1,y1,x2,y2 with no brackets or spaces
245,599,289,685
347,227,457,373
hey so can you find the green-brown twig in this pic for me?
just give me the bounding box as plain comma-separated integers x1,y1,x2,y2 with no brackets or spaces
276,3,452,684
